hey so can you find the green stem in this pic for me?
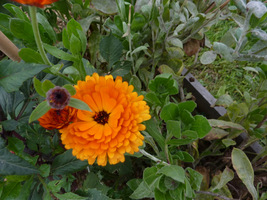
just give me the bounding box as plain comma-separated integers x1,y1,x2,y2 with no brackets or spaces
37,175,52,196
139,149,169,165
29,6,52,66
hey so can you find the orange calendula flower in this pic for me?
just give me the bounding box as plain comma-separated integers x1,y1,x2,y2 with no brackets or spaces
59,73,151,166
38,106,77,130
12,0,59,8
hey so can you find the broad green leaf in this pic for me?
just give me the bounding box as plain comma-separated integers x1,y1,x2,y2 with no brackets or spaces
1,119,18,131
157,165,185,183
143,118,165,150
186,168,203,191
77,29,87,54
9,18,34,44
43,43,78,62
143,167,161,190
155,188,167,200
111,61,131,78
69,98,91,111
177,101,196,113
99,34,123,70
167,139,193,146
91,0,117,14
63,84,76,96
3,3,29,21
166,120,181,139
200,51,217,64
214,94,234,107
130,181,153,199
87,188,111,200
19,48,44,64
0,138,39,175
33,77,46,97
54,192,87,200
175,151,194,162
213,42,234,62
149,74,179,95
131,13,146,32
51,150,88,175
7,137,25,154
212,166,234,192
180,110,195,125
182,130,198,139
42,80,55,93
191,115,211,138
232,148,258,200
0,182,21,200
28,101,51,123
185,178,195,198
39,164,51,177
0,60,48,92
127,179,142,191
160,103,179,121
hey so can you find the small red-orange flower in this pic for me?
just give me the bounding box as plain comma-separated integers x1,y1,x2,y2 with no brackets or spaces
38,106,77,130
60,73,151,166
12,0,59,8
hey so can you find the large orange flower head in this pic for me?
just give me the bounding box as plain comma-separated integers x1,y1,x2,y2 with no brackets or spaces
60,73,151,166
12,0,59,8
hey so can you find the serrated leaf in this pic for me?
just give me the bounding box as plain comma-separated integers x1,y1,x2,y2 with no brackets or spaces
0,138,39,175
51,150,88,175
28,101,51,123
232,148,257,200
0,60,48,92
69,98,91,111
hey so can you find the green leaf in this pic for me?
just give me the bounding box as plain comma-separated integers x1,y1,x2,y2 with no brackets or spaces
91,0,117,14
9,18,34,44
166,120,181,139
213,42,234,62
247,1,267,19
186,168,203,191
33,77,46,97
70,34,82,55
177,101,196,113
0,60,48,92
149,73,178,95
43,43,78,62
42,80,55,93
36,13,56,43
54,192,87,200
51,150,88,175
208,119,245,131
232,148,258,200
7,137,25,154
99,34,123,70
19,48,44,64
200,51,217,65
39,164,51,177
143,118,165,150
155,188,167,200
130,181,153,199
214,94,234,107
1,119,19,131
212,166,234,192
191,115,211,138
0,138,39,175
131,13,146,32
160,103,179,121
63,84,76,96
222,138,236,147
87,188,112,200
175,151,194,162
28,101,51,123
3,3,29,21
69,98,91,111
157,165,185,183
143,167,161,190
0,182,21,200
111,61,131,78
167,139,193,146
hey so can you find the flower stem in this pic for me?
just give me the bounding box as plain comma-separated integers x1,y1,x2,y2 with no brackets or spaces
139,149,169,165
29,6,52,66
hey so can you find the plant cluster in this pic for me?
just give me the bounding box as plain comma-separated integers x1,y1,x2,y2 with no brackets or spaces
0,0,266,200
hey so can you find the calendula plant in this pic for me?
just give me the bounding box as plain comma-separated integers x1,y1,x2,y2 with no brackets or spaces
0,0,266,200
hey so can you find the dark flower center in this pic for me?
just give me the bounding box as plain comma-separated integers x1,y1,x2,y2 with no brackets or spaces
94,111,110,125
